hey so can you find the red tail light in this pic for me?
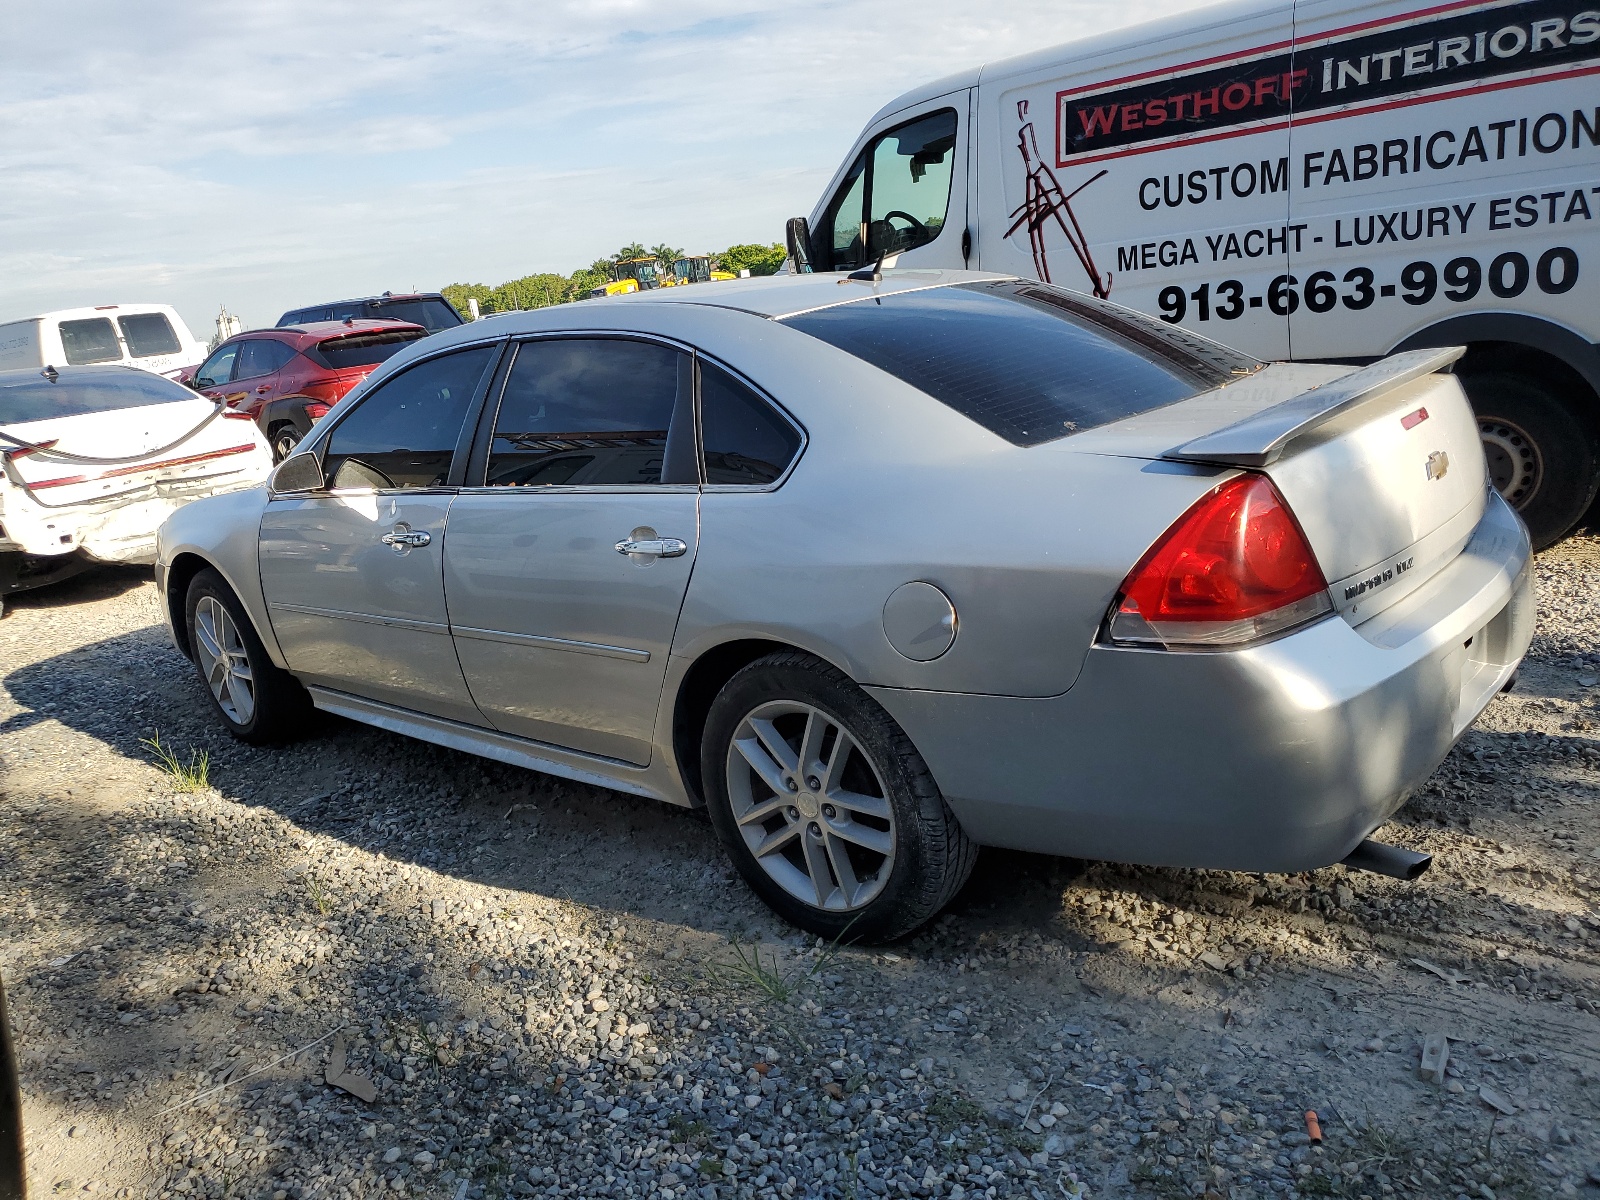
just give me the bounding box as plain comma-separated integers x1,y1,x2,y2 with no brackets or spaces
221,408,256,420
1106,473,1332,648
303,402,331,420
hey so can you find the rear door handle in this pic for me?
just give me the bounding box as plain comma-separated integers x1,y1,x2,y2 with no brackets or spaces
615,537,687,558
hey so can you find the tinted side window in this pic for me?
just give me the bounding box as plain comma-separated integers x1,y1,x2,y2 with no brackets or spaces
700,363,800,485
118,313,181,358
234,339,295,379
59,318,122,366
194,344,239,388
484,339,683,488
323,346,495,489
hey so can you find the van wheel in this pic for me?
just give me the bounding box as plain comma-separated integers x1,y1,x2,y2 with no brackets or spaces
1463,371,1600,550
185,568,310,744
270,424,302,463
700,651,976,943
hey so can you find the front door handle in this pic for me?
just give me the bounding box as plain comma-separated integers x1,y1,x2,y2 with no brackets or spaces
381,526,431,550
615,536,687,558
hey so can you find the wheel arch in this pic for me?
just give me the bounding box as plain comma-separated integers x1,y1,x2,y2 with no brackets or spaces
164,551,287,669
670,636,849,807
1390,313,1600,420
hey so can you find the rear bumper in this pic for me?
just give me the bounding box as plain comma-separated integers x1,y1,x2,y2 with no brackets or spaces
867,490,1533,873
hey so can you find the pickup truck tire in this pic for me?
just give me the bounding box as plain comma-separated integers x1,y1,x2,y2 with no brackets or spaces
184,567,311,744
1464,370,1600,550
701,650,976,943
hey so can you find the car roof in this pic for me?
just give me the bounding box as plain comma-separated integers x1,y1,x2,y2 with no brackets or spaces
227,319,427,348
284,293,447,310
605,268,1018,320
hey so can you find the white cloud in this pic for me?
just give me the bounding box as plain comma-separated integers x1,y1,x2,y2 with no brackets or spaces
0,0,1215,337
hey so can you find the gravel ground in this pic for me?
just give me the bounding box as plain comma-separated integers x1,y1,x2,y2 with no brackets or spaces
1,544,1598,1200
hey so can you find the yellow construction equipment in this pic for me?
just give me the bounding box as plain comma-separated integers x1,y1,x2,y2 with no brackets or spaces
667,255,737,286
585,258,663,299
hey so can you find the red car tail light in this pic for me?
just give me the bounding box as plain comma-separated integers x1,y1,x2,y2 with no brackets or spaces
303,402,331,420
1106,472,1332,648
220,408,256,420
3,439,59,461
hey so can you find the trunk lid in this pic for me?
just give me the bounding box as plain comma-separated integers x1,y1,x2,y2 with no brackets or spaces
3,397,267,505
1064,350,1489,626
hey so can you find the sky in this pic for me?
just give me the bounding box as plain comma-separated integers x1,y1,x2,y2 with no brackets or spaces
0,0,1216,340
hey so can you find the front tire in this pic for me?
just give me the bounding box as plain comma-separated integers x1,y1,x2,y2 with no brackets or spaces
701,651,976,942
185,568,311,744
1464,371,1600,549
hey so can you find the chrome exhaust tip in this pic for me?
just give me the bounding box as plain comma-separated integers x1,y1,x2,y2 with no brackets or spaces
1340,838,1432,881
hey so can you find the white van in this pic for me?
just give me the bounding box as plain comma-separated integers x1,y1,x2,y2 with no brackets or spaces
0,305,207,381
792,0,1600,546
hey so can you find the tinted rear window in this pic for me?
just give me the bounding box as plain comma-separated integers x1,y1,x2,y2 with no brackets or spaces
0,371,195,425
118,313,181,358
779,280,1260,447
308,329,427,370
365,299,462,332
59,318,122,366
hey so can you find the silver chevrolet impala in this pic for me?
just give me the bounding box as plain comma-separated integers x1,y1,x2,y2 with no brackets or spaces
156,270,1532,940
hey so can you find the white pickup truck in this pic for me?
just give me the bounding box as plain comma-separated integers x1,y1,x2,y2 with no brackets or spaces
790,0,1600,546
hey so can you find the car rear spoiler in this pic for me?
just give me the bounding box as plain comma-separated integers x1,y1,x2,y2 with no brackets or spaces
1166,346,1465,467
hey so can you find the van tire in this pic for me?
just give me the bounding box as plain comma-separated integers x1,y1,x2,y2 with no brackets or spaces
1462,370,1600,550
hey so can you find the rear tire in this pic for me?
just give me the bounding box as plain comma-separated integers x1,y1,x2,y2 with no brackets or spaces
700,651,976,943
270,424,302,464
185,568,311,744
1462,371,1600,550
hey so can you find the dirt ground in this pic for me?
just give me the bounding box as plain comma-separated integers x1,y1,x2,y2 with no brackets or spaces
0,541,1596,1200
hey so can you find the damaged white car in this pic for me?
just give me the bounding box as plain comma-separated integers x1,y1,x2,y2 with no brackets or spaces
0,365,272,604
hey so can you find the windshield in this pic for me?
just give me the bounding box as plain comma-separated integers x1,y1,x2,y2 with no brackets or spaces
308,329,426,370
0,370,196,425
779,280,1261,447
364,298,461,332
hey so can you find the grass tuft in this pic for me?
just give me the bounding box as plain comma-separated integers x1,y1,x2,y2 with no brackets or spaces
140,731,210,792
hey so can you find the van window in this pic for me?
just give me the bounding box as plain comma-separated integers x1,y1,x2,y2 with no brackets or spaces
58,318,122,366
822,109,958,270
118,313,181,358
781,280,1260,447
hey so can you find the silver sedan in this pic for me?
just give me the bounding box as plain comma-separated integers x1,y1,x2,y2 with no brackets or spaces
156,270,1532,941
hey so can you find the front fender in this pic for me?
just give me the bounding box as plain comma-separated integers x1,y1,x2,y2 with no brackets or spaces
156,485,284,668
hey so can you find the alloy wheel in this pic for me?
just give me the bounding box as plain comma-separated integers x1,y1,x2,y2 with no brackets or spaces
193,595,256,725
724,700,896,911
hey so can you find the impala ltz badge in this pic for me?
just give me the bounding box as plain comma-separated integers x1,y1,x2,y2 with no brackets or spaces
1426,451,1450,481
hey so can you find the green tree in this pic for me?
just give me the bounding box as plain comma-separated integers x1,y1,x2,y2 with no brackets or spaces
442,282,495,319
717,243,786,277
613,242,648,262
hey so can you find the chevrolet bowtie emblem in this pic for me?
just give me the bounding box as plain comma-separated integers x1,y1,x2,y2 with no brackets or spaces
1425,450,1450,481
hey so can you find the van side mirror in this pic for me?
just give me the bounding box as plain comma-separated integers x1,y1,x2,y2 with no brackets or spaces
785,217,815,274
269,449,325,494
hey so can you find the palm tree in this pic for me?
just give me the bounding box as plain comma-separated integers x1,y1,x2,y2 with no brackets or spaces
650,243,685,274
613,242,648,262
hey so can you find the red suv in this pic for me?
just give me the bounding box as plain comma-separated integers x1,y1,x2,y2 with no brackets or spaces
186,320,427,459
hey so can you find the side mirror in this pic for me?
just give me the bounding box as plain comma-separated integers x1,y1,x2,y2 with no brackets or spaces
785,217,815,274
269,449,325,494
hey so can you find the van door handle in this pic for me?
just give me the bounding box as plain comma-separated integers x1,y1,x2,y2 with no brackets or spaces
615,537,687,558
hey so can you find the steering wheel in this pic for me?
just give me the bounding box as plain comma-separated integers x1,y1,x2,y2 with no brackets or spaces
881,210,928,240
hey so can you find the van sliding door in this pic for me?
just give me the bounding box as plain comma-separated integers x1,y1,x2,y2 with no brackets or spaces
974,4,1296,359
